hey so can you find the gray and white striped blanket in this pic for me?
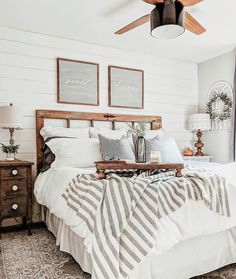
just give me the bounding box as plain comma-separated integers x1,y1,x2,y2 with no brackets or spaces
62,169,230,279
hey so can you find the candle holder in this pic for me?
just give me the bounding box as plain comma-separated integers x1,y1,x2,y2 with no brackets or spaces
150,151,161,163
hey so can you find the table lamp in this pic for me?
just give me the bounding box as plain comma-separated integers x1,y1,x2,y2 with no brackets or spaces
188,113,211,156
0,103,23,145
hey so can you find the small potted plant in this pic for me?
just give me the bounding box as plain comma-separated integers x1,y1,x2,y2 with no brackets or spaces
0,143,20,161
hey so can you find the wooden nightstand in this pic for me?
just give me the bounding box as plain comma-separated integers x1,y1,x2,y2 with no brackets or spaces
183,156,212,163
0,160,34,235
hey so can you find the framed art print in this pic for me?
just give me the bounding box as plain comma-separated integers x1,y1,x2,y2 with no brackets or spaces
108,66,144,109
57,58,99,106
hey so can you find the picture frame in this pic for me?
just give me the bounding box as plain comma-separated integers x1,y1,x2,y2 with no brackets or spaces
57,58,99,106
108,65,144,109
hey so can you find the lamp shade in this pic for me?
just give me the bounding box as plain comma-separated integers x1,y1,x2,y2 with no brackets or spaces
0,104,23,128
188,113,211,131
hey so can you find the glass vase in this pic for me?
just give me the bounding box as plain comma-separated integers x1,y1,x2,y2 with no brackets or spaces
135,136,146,163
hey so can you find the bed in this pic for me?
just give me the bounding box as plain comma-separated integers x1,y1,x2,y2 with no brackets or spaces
34,109,236,279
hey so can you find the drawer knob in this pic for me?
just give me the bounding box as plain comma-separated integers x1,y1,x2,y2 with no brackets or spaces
12,185,18,191
12,169,18,176
11,170,18,175
12,204,18,210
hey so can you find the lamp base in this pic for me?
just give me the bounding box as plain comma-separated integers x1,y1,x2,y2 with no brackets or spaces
9,128,15,145
194,129,204,157
195,150,204,156
2,127,22,145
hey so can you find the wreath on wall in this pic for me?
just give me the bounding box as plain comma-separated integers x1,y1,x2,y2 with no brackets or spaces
206,92,232,122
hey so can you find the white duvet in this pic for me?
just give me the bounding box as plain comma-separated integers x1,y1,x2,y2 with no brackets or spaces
34,162,236,255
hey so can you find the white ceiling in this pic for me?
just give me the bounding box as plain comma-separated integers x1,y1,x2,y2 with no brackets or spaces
0,0,236,63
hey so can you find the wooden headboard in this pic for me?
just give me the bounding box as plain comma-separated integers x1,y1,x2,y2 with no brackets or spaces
36,110,162,172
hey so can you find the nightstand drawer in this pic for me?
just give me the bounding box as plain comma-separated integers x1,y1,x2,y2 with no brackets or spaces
1,179,27,197
0,160,33,235
0,167,28,179
2,196,27,218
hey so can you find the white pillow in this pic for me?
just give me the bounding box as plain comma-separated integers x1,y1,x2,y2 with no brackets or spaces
40,126,90,141
90,127,127,139
129,129,164,152
155,137,183,163
145,129,164,139
46,138,102,168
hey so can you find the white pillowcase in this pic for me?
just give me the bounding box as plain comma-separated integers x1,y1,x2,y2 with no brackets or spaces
144,129,164,139
90,127,127,139
129,129,164,152
40,126,90,141
46,138,102,168
155,137,183,163
90,128,164,141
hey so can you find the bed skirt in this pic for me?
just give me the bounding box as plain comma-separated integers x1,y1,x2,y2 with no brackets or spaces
43,208,236,279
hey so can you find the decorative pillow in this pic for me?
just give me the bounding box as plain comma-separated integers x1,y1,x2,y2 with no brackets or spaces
133,135,183,163
40,136,78,172
144,129,164,139
149,137,183,163
46,138,103,168
132,135,160,161
40,126,90,141
90,127,127,139
98,134,135,161
40,137,59,172
40,142,55,173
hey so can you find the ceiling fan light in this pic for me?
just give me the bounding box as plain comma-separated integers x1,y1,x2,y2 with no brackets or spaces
151,1,185,39
151,24,185,39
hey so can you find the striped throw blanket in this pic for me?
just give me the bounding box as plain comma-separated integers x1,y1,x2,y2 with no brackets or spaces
62,169,230,279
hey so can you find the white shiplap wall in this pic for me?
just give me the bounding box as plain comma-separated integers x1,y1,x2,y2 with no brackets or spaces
0,26,198,169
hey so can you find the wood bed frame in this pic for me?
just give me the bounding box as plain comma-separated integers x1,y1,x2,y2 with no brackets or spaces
36,110,162,172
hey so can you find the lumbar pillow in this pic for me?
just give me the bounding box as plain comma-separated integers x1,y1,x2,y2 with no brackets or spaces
40,126,90,141
98,134,135,161
46,138,103,168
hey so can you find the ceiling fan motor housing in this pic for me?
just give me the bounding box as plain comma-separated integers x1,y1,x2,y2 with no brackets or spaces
151,0,185,39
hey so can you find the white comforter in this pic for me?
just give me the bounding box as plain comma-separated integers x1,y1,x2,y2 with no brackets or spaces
34,162,236,256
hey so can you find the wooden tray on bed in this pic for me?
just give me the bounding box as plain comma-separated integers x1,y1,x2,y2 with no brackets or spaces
95,161,184,179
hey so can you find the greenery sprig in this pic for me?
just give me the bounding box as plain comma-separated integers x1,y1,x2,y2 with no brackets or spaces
128,121,146,137
206,92,232,122
0,143,20,154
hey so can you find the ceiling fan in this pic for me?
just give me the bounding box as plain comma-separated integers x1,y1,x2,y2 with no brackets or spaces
115,0,206,39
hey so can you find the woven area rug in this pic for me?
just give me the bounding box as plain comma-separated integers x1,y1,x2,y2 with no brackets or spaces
0,228,235,279
0,228,90,279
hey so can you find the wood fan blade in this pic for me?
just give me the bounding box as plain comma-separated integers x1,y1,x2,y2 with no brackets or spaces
185,11,206,35
115,14,150,35
178,0,203,7
142,0,164,4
